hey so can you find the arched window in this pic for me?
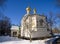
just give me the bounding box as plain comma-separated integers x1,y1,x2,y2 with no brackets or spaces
39,19,44,26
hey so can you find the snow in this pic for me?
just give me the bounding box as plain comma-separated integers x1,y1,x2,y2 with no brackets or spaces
11,26,19,31
0,36,57,44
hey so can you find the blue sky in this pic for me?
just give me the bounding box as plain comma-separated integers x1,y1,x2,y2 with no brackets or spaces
1,0,60,25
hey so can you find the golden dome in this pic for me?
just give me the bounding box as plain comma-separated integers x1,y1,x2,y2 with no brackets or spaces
26,6,31,11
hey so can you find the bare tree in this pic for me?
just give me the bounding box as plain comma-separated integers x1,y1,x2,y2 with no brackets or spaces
0,15,11,36
0,0,7,12
56,0,60,7
0,0,7,7
53,27,59,33
53,0,60,8
57,13,60,18
47,12,57,36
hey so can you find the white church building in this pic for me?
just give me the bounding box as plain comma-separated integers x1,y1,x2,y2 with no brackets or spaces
11,25,19,37
20,7,52,39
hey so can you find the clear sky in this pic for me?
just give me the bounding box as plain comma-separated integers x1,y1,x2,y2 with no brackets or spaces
2,0,60,25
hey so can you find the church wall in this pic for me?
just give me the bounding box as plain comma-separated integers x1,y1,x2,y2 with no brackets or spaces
11,26,19,37
20,14,52,38
22,28,51,38
21,16,32,37
30,28,51,38
32,15,36,28
36,15,47,28
20,20,24,37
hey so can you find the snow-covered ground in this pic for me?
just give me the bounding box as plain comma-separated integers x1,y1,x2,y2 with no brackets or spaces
0,36,57,44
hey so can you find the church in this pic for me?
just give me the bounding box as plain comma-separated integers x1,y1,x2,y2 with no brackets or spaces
20,6,52,39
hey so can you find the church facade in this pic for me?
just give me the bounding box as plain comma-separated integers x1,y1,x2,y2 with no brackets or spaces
20,7,52,39
11,25,19,37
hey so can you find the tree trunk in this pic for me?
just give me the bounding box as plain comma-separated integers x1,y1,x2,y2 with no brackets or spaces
30,33,32,42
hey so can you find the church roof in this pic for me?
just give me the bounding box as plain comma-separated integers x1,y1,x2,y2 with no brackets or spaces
11,25,19,31
31,14,46,17
22,14,47,22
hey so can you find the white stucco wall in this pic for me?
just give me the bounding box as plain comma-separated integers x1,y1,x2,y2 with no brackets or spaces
11,25,19,37
21,14,52,38
22,28,51,38
31,28,51,38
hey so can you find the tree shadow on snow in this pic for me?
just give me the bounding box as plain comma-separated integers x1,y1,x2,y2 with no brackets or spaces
0,36,23,43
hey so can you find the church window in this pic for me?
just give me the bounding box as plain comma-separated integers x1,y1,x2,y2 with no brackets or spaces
26,24,28,29
47,28,50,31
39,19,44,26
13,32,17,36
37,20,39,28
